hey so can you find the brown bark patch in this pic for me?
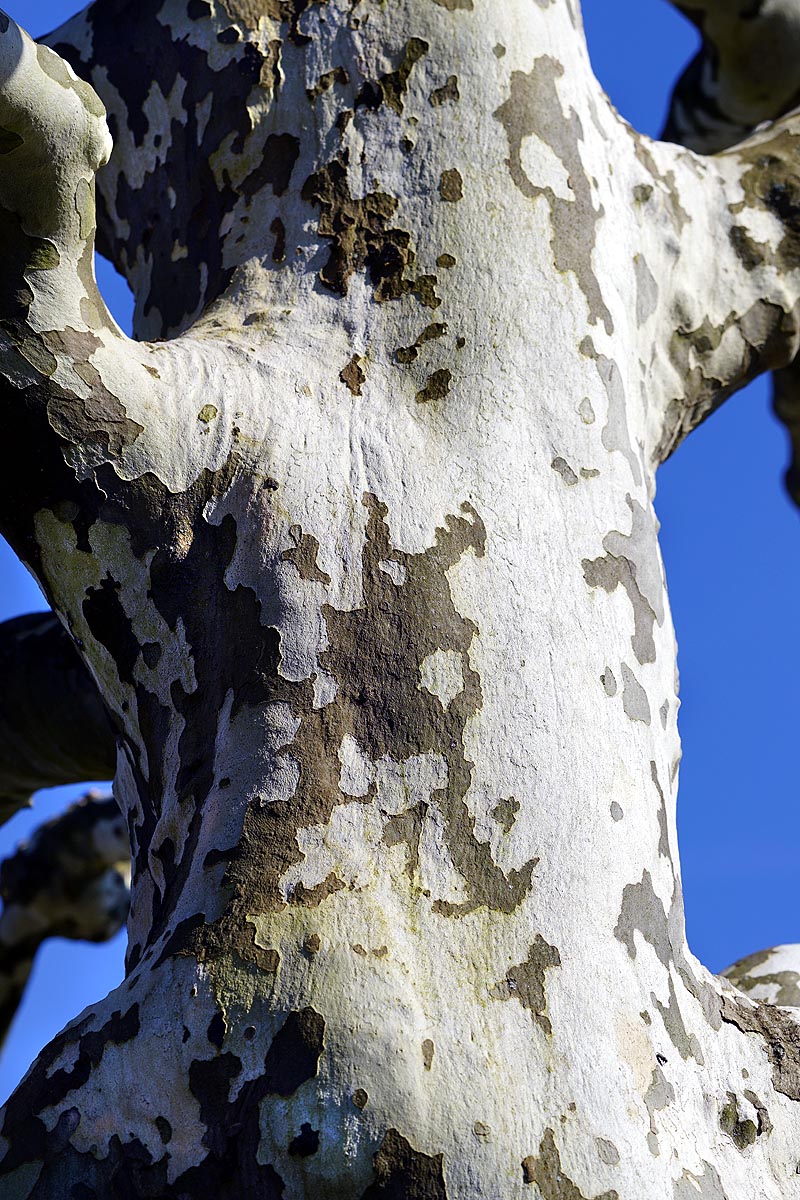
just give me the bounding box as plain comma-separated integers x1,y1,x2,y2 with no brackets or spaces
241,133,300,199
416,369,452,404
721,993,800,1100
263,1007,325,1097
302,156,415,300
220,0,328,44
396,322,447,364
281,525,331,584
439,169,463,202
491,935,561,1035
341,354,366,395
308,65,350,102
522,1128,618,1198
355,39,429,116
288,1122,320,1156
361,1128,448,1199
271,216,286,262
430,76,460,106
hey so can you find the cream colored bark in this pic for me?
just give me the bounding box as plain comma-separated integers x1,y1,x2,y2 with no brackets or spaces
0,1,798,1196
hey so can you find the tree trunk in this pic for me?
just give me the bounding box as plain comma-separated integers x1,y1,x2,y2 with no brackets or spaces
1,1,800,1195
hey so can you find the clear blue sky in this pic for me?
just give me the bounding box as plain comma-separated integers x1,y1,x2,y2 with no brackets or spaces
0,0,797,1100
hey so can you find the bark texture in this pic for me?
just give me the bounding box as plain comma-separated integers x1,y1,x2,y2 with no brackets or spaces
0,0,799,1196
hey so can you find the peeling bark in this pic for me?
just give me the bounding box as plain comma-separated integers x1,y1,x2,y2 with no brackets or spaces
0,0,799,1196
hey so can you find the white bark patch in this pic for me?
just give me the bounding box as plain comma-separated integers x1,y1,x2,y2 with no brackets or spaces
417,647,464,709
338,734,374,798
520,132,573,201
378,559,408,586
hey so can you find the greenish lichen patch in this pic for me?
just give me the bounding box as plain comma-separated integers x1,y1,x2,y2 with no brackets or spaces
729,224,767,271
719,1092,758,1151
726,949,800,1006
582,497,662,666
492,796,519,833
596,1139,619,1166
732,128,800,273
644,1065,674,1156
579,339,641,485
35,42,106,119
633,253,658,326
673,1162,729,1200
187,491,536,924
652,975,703,1063
614,870,672,968
620,663,649,724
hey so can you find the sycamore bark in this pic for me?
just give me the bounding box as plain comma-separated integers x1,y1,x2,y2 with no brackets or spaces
1,1,800,1196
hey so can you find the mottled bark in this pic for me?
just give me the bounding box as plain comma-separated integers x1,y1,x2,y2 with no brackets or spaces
0,613,115,823
0,792,129,1045
0,1,800,1197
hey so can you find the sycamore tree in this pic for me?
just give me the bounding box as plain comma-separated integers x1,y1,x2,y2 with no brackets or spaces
0,0,800,1196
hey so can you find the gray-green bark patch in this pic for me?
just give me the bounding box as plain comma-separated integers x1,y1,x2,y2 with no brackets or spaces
491,934,562,1035
522,1128,618,1197
495,59,613,334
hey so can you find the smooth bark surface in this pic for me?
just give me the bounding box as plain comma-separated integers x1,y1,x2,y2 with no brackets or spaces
0,1,799,1196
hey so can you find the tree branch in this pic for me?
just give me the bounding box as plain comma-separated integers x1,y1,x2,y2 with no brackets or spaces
660,1,800,493
0,612,116,826
663,1,800,154
43,2,287,338
0,14,112,335
630,114,800,462
0,791,129,1046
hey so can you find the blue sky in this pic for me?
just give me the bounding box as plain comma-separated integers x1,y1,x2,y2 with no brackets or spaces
0,0,798,1100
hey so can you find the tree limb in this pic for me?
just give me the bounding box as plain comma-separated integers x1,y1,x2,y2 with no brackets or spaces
663,1,800,154
0,612,116,826
630,114,800,461
0,791,129,1046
